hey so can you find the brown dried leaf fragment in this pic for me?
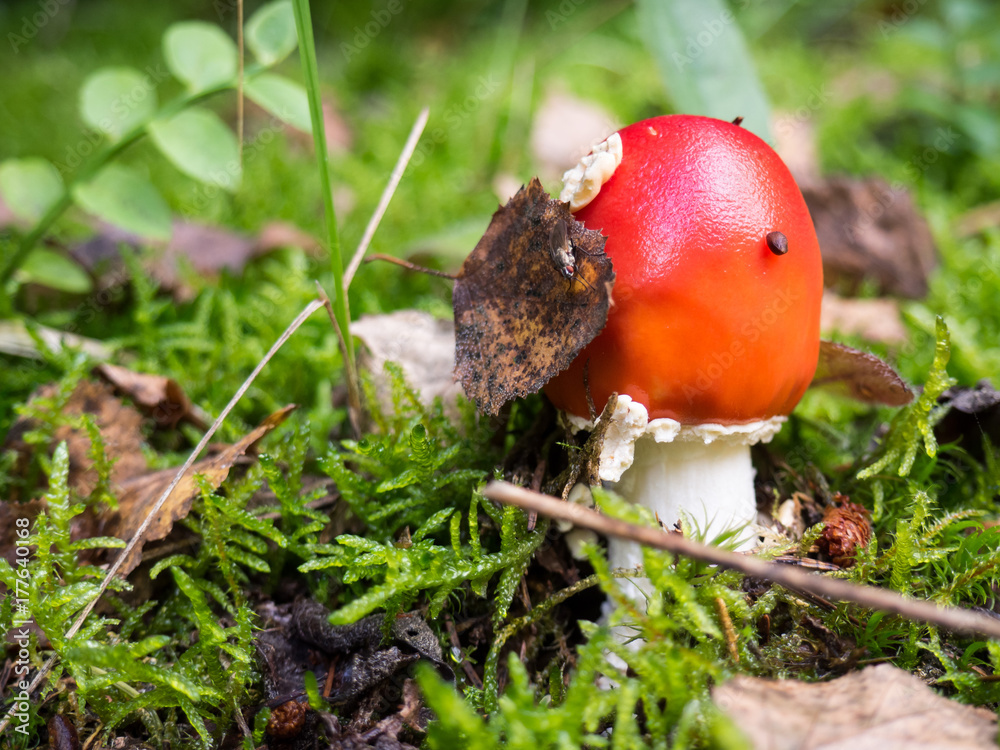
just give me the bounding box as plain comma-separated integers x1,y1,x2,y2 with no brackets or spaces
109,405,295,576
802,175,938,299
3,380,148,499
454,178,614,415
95,363,206,429
811,340,913,406
714,664,997,750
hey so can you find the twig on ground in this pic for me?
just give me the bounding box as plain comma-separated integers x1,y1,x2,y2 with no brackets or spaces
365,254,457,279
0,299,325,738
343,107,430,289
481,481,1000,641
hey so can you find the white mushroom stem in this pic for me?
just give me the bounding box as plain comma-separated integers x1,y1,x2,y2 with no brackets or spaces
570,395,784,603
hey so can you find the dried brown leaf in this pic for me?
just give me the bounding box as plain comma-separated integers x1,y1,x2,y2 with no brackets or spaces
352,310,462,416
109,405,295,576
3,380,149,498
2,380,146,565
935,381,1000,460
803,176,937,299
453,178,614,415
73,219,322,301
811,340,913,406
95,363,204,429
714,664,997,750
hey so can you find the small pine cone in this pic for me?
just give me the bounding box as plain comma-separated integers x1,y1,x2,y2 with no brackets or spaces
267,699,308,739
817,498,872,567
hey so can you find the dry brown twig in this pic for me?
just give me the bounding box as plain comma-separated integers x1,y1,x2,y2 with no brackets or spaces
343,107,430,288
481,481,1000,641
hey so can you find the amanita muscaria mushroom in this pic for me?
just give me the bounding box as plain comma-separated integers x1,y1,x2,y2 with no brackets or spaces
545,115,824,593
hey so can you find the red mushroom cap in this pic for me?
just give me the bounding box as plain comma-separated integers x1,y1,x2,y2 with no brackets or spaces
546,115,824,425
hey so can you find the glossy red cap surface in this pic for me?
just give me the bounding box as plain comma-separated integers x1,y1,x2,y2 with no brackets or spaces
545,115,824,424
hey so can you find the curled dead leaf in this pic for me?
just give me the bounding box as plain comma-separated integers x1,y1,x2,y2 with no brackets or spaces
811,340,913,406
714,663,997,750
453,178,614,415
95,363,207,430
109,405,296,576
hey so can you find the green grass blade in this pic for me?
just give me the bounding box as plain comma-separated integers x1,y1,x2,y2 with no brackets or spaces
636,0,772,141
289,0,354,369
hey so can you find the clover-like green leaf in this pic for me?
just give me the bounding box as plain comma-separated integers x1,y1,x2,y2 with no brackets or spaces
246,0,298,66
79,67,158,140
163,21,237,92
148,108,241,191
72,164,172,241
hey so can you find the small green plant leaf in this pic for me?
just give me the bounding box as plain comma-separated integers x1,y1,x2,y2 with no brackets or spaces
41,581,100,611
163,21,238,93
72,164,172,240
246,0,298,66
244,73,311,133
79,67,158,141
0,158,64,223
858,317,957,480
128,635,171,658
635,0,772,141
148,108,242,191
17,248,92,293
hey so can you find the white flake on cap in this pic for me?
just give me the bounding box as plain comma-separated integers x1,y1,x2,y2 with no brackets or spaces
559,132,623,212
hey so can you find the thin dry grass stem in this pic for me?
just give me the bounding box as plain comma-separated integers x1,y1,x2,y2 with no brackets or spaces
343,106,430,289
0,299,325,737
365,253,457,279
715,596,740,664
482,481,1000,641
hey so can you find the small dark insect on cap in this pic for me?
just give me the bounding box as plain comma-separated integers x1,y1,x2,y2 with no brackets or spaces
731,116,744,126
766,231,789,255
